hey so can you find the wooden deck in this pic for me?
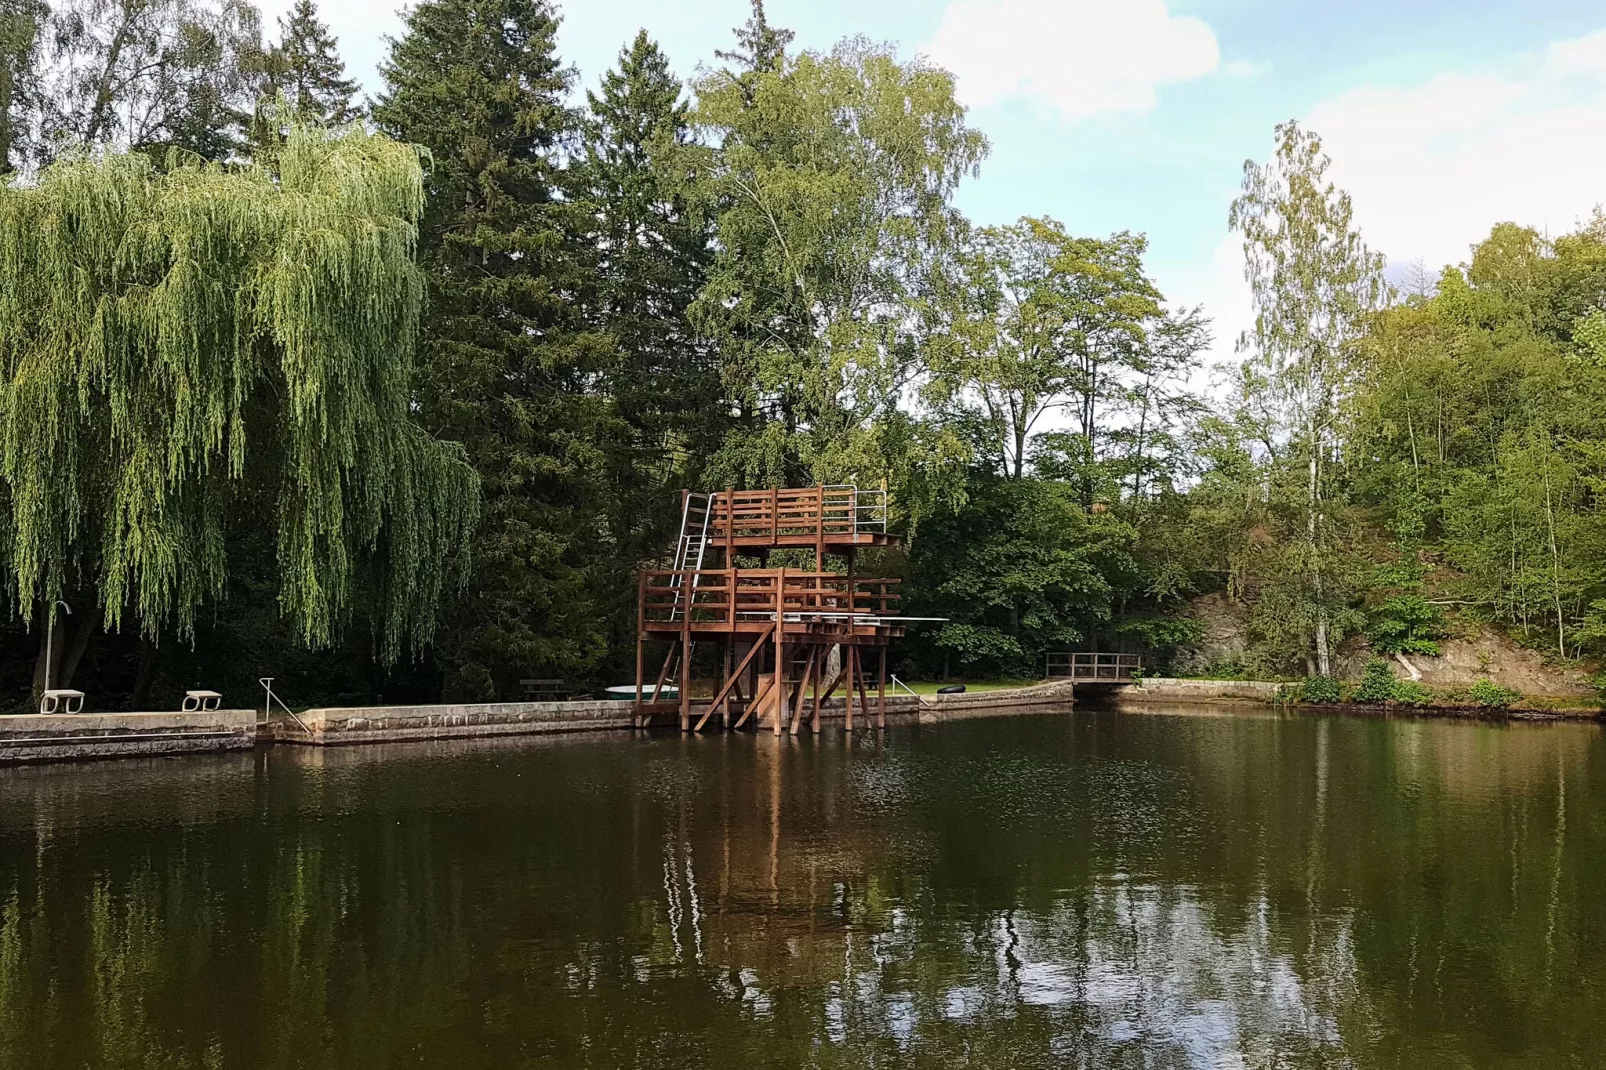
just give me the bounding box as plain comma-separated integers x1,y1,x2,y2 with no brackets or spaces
637,486,907,735
638,569,903,640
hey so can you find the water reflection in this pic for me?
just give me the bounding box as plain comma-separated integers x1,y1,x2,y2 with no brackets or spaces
0,712,1600,1067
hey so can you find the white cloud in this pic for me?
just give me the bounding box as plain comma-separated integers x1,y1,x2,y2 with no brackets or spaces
1307,28,1606,274
925,0,1220,121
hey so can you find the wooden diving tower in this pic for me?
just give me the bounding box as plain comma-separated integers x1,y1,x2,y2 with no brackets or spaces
634,486,903,734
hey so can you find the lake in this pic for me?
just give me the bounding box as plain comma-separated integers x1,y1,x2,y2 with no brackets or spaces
0,708,1602,1067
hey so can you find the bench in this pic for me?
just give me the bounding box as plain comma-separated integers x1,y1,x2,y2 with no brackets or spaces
520,678,569,701
39,689,85,714
183,690,222,712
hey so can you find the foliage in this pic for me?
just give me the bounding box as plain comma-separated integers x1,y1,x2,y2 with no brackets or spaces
247,0,360,164
687,30,986,497
0,0,45,171
1468,678,1521,710
925,219,1202,497
1389,678,1433,705
263,0,356,122
374,0,616,699
573,30,723,653
1352,658,1397,702
43,0,264,160
1368,594,1447,655
907,474,1131,677
0,123,479,660
1229,121,1388,677
1296,675,1344,704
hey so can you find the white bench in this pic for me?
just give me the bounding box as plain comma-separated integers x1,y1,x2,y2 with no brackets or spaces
183,690,222,712
40,689,85,714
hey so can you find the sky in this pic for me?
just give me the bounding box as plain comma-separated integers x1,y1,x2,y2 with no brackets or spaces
263,0,1606,362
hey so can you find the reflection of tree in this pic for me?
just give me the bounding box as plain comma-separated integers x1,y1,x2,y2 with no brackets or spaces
0,716,1599,1066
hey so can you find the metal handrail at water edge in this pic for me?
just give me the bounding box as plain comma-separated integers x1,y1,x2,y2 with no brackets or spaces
1045,651,1143,681
639,569,901,627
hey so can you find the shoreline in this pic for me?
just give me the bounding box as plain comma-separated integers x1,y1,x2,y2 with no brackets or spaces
1113,677,1603,722
3,674,1598,766
0,681,1083,764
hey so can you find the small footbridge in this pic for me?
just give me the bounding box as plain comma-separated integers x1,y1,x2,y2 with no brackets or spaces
1046,652,1143,685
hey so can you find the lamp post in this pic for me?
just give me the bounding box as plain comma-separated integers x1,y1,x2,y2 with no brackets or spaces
43,600,71,693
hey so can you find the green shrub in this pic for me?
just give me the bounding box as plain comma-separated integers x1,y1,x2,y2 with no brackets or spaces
1298,675,1344,704
1352,658,1396,703
1468,678,1521,709
1390,678,1434,705
1368,594,1448,656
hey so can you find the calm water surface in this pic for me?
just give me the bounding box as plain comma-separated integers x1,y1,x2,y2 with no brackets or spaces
1,709,1604,1067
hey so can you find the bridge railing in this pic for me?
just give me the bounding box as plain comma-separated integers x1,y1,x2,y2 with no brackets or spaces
1046,652,1143,682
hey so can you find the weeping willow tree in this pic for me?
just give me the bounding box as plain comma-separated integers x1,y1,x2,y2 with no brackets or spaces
0,123,479,662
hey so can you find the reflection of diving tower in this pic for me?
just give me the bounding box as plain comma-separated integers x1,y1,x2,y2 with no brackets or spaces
635,486,904,733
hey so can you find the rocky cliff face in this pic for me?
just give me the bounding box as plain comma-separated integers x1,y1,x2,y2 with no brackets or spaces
1175,593,1596,698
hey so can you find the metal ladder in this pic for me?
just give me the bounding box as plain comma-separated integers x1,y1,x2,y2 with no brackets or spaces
669,492,713,621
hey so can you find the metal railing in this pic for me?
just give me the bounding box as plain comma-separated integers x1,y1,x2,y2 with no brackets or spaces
1045,652,1143,682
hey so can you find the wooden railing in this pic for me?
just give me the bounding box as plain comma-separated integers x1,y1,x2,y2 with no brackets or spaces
704,485,886,544
640,569,900,627
1046,652,1142,682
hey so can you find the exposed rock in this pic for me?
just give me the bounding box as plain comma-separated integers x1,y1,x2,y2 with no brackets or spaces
1172,592,1251,675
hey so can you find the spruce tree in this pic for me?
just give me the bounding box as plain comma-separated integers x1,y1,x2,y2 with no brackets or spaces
374,0,613,700
574,31,721,648
267,0,359,122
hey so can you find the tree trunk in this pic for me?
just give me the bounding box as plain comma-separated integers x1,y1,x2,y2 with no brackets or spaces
131,637,158,710
1309,417,1331,677
59,608,103,689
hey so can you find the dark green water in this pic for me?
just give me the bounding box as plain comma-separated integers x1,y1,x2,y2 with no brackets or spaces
1,710,1604,1068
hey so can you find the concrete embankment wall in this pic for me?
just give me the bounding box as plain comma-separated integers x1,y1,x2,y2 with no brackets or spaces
0,710,258,763
276,681,1081,746
279,700,637,745
1110,678,1284,708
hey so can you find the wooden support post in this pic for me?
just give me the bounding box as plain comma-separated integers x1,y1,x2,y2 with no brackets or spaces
734,672,775,730
815,484,825,571
725,486,735,564
791,646,817,736
635,571,646,726
812,644,824,734
855,644,874,719
695,623,773,732
773,576,787,736
844,643,856,734
634,636,645,729
877,645,887,729
646,643,679,729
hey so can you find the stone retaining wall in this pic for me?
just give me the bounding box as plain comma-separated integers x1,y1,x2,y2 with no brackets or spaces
1112,678,1284,707
281,681,1081,746
279,700,636,745
0,709,259,763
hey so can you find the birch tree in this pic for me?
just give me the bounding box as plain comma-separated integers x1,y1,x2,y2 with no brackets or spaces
1229,121,1387,676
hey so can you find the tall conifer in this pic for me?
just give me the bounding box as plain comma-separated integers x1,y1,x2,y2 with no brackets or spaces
374,0,613,699
266,0,359,122
574,31,720,640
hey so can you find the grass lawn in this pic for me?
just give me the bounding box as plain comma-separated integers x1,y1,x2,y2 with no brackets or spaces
892,678,1045,696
